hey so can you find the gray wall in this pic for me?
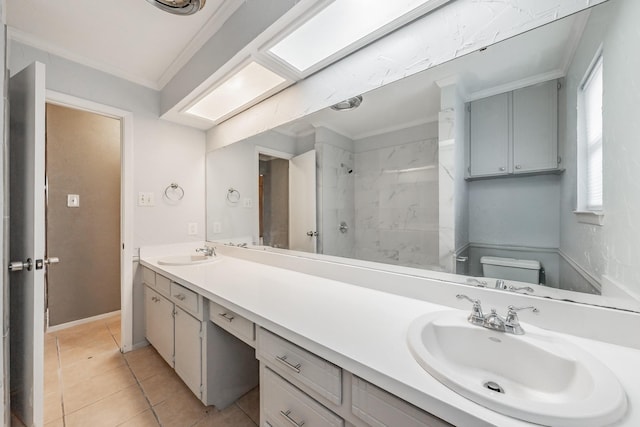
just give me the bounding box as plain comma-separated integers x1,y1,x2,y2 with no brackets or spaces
468,174,561,248
558,0,640,296
46,104,121,325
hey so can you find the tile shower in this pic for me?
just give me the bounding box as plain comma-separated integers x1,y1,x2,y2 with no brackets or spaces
317,123,440,269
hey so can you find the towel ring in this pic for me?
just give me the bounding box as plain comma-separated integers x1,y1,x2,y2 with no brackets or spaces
227,188,240,203
164,183,184,201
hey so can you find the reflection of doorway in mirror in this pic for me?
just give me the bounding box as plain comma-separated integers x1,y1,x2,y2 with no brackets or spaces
259,155,290,249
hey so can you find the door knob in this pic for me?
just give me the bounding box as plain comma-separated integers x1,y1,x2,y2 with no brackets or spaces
306,231,318,237
9,258,33,272
44,257,60,265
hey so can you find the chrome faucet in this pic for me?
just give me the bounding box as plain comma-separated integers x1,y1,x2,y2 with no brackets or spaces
456,294,538,335
466,278,488,288
196,246,216,257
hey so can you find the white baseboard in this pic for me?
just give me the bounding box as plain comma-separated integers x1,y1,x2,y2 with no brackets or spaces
46,310,121,333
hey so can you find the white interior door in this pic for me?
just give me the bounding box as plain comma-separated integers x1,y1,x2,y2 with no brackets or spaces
8,62,47,427
289,149,317,253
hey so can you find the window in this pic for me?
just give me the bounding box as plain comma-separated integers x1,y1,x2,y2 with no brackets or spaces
578,53,603,213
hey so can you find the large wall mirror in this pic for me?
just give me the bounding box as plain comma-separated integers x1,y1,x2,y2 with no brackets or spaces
206,0,640,312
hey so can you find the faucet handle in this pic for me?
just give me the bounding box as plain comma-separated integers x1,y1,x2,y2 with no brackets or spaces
456,294,484,325
504,305,539,335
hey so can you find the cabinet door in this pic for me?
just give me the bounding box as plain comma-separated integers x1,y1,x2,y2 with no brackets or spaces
144,287,174,367
512,80,558,173
174,306,202,398
469,92,510,177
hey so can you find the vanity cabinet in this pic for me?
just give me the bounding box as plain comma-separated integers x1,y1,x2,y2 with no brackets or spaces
144,287,174,367
257,327,451,427
468,79,559,178
142,266,259,409
174,305,203,397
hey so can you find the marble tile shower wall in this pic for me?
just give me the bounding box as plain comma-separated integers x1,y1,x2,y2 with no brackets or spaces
317,142,356,258
354,138,440,268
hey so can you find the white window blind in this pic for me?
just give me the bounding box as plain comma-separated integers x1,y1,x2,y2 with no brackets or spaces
581,55,603,211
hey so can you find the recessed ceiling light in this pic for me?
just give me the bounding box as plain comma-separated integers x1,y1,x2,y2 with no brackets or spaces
330,95,363,111
266,0,450,75
146,0,206,16
185,61,289,124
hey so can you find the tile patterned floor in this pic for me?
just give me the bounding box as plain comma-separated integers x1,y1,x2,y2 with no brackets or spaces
17,314,259,427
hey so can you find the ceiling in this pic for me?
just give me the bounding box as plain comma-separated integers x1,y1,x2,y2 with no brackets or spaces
277,10,588,140
6,0,241,90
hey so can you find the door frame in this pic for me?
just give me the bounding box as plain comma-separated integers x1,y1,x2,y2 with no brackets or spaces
45,91,135,352
253,146,293,245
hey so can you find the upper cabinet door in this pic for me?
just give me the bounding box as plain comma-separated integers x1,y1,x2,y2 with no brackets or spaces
469,92,511,177
512,80,558,173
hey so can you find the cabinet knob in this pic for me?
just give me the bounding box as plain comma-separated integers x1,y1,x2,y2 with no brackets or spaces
515,164,522,169
499,167,506,171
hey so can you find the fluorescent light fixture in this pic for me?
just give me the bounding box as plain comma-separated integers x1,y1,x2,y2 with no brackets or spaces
267,0,448,74
186,61,288,124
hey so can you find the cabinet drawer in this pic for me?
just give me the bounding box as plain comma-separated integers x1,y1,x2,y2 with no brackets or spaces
257,328,341,406
209,301,255,347
156,274,171,296
170,282,201,318
352,377,451,427
142,267,155,287
263,367,343,427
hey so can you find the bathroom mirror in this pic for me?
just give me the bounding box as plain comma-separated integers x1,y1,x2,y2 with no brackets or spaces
206,0,640,312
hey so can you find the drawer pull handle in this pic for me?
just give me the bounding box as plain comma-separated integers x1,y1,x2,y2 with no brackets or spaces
175,293,186,301
276,355,301,373
218,312,235,322
280,410,305,427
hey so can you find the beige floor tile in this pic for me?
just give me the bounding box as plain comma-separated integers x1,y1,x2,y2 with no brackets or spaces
139,367,191,406
57,327,116,353
194,404,257,427
44,418,65,427
152,388,212,427
62,363,137,413
43,389,63,425
106,315,121,333
116,409,160,427
64,384,149,427
58,337,120,367
125,345,173,382
61,348,125,387
236,387,260,425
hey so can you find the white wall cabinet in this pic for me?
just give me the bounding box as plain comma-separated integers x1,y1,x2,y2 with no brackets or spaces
468,80,558,178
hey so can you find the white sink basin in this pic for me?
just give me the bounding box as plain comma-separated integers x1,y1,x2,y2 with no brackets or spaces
157,254,220,266
407,310,627,426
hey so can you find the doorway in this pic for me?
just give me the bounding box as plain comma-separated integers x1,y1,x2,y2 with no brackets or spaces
45,104,121,327
259,154,290,249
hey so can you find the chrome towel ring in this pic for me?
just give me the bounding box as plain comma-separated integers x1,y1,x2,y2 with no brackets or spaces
164,183,185,201
227,188,240,203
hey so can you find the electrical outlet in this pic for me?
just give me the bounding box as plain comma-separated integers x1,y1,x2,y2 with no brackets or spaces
187,222,198,236
138,192,155,207
213,222,222,234
242,198,253,208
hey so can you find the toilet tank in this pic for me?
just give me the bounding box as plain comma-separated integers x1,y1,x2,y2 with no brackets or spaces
480,256,541,284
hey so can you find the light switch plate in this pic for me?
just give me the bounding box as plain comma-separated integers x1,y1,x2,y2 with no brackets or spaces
242,198,253,208
213,222,222,234
67,194,80,208
138,192,155,207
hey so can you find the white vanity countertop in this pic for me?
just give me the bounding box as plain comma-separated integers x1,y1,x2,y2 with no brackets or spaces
140,248,639,427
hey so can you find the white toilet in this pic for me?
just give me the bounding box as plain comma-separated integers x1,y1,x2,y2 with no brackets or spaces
480,256,541,284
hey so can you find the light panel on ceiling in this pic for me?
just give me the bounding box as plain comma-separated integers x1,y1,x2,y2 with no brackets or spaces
185,61,288,124
266,0,449,75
